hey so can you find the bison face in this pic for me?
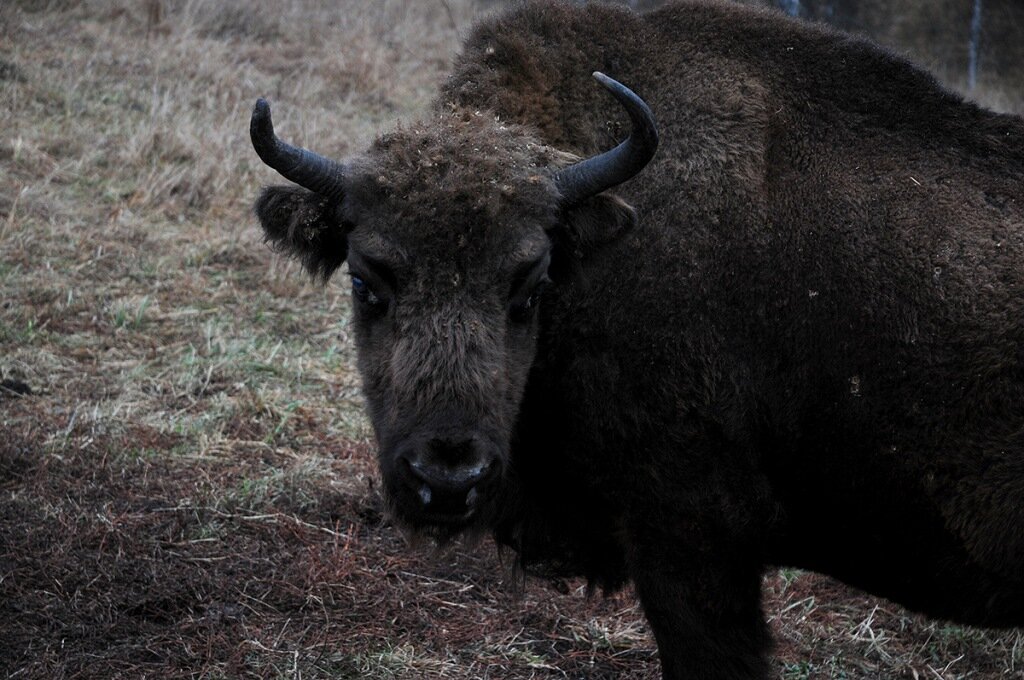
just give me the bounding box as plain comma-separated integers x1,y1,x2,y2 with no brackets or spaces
250,74,656,539
345,213,553,536
346,116,566,535
255,114,571,537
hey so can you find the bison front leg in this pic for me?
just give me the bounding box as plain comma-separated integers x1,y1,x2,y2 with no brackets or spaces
627,519,771,680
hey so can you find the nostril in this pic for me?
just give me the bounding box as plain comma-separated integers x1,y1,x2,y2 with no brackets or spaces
427,436,476,465
408,458,490,492
397,455,436,507
405,440,496,493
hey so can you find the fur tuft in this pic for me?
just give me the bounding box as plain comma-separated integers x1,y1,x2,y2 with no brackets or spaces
254,185,349,281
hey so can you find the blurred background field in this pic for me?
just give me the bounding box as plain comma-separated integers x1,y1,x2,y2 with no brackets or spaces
1,1,1021,678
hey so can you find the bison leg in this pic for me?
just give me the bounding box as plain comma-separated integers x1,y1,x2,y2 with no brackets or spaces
627,521,770,680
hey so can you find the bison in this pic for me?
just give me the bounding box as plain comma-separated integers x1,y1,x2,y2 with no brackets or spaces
249,1,1024,677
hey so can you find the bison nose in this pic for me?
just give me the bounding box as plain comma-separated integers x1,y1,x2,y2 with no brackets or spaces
402,435,497,499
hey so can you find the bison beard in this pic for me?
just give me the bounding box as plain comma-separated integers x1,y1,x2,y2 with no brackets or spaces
250,1,1024,678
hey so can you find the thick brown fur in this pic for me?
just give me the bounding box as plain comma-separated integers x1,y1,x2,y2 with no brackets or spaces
253,2,1024,678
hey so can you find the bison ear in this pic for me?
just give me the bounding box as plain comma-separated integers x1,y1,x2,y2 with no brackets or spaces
254,185,350,281
559,192,638,255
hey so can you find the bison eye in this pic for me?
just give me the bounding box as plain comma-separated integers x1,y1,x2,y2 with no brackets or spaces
350,273,386,313
510,278,549,323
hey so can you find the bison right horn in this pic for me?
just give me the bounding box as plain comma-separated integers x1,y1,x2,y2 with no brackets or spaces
250,98,349,199
554,72,659,207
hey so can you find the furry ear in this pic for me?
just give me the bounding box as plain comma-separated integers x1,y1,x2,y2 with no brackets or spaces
254,185,349,281
559,193,638,257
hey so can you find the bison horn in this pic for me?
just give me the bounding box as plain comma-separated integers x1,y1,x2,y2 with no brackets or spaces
250,98,348,199
555,72,659,207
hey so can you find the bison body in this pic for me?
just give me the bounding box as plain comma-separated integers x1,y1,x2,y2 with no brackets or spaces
252,1,1024,677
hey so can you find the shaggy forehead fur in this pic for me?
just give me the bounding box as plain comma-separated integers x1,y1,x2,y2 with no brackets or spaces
352,109,566,265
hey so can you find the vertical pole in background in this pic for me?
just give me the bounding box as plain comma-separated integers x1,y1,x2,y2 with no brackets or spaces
968,0,983,90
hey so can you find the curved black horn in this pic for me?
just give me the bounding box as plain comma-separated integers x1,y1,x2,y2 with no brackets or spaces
554,73,659,207
250,98,348,198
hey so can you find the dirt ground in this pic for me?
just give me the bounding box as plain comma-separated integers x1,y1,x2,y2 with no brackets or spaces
1,1,1021,678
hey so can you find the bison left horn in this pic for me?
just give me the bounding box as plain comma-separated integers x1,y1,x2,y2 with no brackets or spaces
554,72,659,207
250,98,348,199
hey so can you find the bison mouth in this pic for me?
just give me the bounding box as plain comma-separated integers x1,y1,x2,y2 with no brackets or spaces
385,474,500,538
381,433,504,536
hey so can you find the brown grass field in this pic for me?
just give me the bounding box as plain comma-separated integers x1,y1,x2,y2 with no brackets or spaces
1,1,1022,678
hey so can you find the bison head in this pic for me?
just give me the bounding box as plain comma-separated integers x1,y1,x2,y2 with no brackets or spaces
251,74,657,540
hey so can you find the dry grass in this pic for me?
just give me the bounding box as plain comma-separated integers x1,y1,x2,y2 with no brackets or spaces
1,1,1021,678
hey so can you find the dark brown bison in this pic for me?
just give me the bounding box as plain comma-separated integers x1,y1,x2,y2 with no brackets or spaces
249,1,1024,677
